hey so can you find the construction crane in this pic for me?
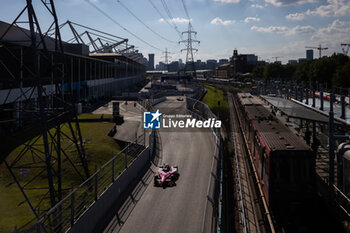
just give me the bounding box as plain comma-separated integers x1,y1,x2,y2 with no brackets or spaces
305,44,328,58
271,56,283,62
341,43,350,55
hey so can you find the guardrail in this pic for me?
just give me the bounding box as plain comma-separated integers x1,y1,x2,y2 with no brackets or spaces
190,85,206,100
16,132,154,233
334,184,350,219
187,97,220,141
186,97,221,233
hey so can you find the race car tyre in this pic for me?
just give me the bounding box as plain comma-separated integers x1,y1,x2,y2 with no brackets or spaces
154,176,158,187
173,173,179,181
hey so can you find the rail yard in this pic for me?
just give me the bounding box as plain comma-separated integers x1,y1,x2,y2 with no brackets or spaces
224,88,348,233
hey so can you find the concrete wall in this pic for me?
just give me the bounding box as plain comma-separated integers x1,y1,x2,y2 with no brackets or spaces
68,147,151,233
88,76,142,99
151,97,167,106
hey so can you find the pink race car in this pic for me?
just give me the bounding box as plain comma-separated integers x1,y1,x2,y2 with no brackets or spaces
154,164,179,188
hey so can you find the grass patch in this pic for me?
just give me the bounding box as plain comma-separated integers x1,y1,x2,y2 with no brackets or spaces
78,113,113,120
202,85,228,109
202,85,230,135
0,121,122,232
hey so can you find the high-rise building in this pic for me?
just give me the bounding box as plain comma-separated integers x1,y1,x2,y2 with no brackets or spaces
158,62,166,70
246,55,258,65
306,50,313,60
219,59,229,66
168,61,179,72
206,59,217,70
230,50,258,74
299,58,307,63
288,60,298,65
148,54,155,70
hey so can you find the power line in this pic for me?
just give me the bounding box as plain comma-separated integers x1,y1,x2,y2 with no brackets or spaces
160,0,174,23
147,0,182,37
85,0,163,52
181,0,190,21
117,0,177,44
181,0,195,31
160,0,182,36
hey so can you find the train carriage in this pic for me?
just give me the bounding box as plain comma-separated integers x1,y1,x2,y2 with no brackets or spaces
236,93,315,208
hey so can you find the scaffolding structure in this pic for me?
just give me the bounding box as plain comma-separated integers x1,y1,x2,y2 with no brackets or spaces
0,0,91,224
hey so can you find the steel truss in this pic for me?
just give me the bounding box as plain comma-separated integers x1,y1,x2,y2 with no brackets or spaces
0,0,90,227
53,20,134,54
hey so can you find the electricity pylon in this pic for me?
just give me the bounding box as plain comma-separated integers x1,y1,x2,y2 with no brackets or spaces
179,22,199,75
161,48,172,65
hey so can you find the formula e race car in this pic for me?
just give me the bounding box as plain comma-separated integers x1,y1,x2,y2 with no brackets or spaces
154,164,179,187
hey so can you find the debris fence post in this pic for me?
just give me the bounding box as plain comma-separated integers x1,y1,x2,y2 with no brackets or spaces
112,157,115,183
94,166,98,201
70,184,75,227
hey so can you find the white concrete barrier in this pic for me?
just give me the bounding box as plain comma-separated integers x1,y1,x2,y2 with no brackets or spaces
68,148,151,233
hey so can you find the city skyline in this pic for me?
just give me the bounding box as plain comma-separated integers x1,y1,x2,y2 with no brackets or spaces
1,0,349,64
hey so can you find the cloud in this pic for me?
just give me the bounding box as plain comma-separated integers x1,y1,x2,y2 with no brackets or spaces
286,13,305,20
251,25,289,33
169,17,191,23
213,0,240,3
250,25,315,35
287,25,315,35
312,19,350,41
306,0,350,17
210,17,235,25
286,0,350,22
159,17,190,23
251,4,264,8
264,0,319,6
243,17,261,23
308,19,350,55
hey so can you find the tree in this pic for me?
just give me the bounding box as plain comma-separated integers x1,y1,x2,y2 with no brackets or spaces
333,61,350,87
252,65,264,79
263,63,296,80
293,61,311,82
263,62,284,79
293,53,349,87
253,54,350,88
284,64,297,79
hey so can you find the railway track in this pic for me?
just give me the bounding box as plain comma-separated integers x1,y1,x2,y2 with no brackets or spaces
228,92,277,233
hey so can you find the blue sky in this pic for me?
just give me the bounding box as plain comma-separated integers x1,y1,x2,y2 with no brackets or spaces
1,0,350,64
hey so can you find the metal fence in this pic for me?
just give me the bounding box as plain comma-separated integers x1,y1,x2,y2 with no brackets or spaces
334,184,350,219
16,133,152,233
187,97,221,139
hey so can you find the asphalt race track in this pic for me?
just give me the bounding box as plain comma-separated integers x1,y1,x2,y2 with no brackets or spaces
104,97,217,233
